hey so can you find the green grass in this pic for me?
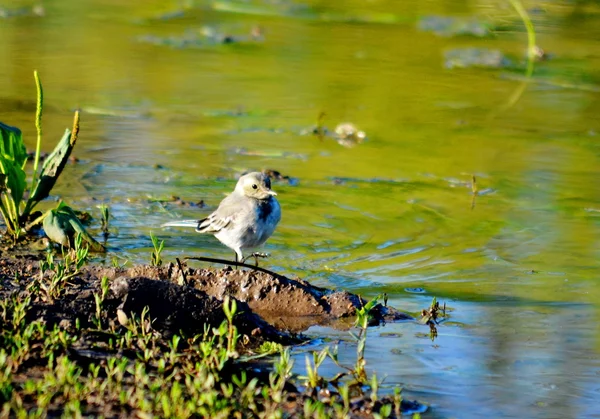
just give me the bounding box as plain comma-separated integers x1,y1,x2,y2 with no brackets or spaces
150,232,165,267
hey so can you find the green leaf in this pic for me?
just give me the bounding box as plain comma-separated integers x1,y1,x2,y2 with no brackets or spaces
0,153,26,215
0,122,28,227
42,206,73,247
363,294,382,312
0,122,27,168
43,203,105,252
28,128,75,209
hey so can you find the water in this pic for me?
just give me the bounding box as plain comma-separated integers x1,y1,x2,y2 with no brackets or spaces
1,1,599,417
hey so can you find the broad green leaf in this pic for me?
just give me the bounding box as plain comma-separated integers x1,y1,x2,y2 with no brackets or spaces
42,207,73,247
0,122,27,168
43,203,105,252
0,153,26,213
28,128,75,208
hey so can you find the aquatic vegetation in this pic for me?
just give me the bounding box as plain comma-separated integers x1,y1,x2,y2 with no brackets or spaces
43,202,105,252
444,47,512,69
150,232,165,266
137,25,264,49
508,0,537,79
98,204,111,237
212,0,401,24
419,297,448,341
0,4,44,18
0,71,99,247
418,15,492,37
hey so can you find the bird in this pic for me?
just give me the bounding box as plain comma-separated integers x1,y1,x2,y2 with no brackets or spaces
162,172,281,264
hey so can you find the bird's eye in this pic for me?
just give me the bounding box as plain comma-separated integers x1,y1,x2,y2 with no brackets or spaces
252,184,258,189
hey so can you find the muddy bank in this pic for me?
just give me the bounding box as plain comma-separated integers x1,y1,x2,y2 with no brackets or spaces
1,255,428,417
87,261,412,332
1,256,412,342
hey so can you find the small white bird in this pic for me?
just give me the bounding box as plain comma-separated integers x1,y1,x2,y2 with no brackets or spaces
162,172,281,263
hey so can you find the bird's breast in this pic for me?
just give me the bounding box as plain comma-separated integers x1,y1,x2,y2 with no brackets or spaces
256,197,281,223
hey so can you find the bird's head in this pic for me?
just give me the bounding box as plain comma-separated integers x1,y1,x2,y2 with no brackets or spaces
236,172,277,200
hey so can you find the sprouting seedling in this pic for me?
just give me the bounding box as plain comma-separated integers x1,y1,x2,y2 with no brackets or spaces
350,294,381,384
73,233,89,271
111,255,129,268
222,296,239,357
420,296,447,340
98,204,110,237
150,232,164,267
93,276,110,329
303,348,328,391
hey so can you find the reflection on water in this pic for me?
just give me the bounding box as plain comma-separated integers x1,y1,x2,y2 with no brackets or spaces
1,0,600,417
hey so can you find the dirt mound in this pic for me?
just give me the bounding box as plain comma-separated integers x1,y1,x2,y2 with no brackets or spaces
1,256,412,341
88,262,412,332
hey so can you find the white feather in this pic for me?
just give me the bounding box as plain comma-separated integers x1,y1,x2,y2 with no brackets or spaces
161,219,199,228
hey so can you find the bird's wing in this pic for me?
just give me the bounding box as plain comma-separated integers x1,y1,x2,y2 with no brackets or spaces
196,193,246,234
196,212,231,233
162,217,230,233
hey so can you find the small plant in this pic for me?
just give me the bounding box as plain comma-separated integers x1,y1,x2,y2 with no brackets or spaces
98,204,110,237
420,296,447,340
111,255,129,268
150,232,165,267
0,350,13,403
222,296,238,357
0,71,81,240
72,233,89,270
303,348,328,392
36,233,92,303
257,341,284,355
351,294,381,383
92,277,109,329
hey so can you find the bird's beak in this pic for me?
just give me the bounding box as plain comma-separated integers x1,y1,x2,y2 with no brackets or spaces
267,189,277,196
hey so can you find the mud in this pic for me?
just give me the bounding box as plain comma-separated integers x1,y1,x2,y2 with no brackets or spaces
87,261,412,332
1,255,411,342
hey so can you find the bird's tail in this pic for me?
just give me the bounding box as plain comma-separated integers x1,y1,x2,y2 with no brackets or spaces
161,219,200,229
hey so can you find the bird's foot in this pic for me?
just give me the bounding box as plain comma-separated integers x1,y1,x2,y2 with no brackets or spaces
242,252,270,267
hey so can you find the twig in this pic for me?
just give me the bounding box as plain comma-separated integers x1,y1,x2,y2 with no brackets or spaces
184,256,284,279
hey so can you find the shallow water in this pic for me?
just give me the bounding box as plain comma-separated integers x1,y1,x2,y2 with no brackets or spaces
1,0,600,417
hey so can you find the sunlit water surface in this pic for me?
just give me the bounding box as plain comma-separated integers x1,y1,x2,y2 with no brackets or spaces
1,0,599,417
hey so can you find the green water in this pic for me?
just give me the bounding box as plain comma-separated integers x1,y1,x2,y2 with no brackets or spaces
1,0,600,417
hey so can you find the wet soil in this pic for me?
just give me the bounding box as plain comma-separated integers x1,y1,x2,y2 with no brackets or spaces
1,257,411,340
88,261,412,332
0,254,424,417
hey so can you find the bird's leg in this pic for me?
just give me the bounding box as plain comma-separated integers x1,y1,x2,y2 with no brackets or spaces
242,252,269,267
234,252,239,270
